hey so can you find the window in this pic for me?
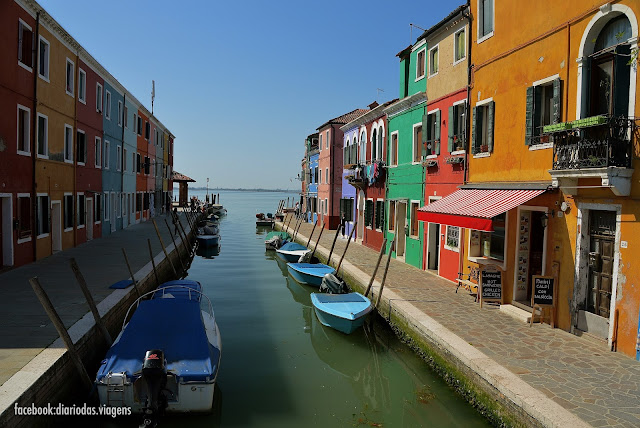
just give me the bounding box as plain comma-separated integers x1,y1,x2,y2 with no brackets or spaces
143,193,149,210
117,145,122,171
64,125,73,163
314,167,318,184
326,130,329,149
364,200,374,228
339,198,354,222
96,83,103,113
371,128,378,161
416,49,426,79
479,213,505,261
413,123,423,163
375,200,385,231
324,198,328,214
428,45,439,76
359,130,367,162
424,110,441,156
38,36,50,79
117,193,121,218
95,194,101,224
104,192,109,221
445,226,460,250
65,58,74,96
478,0,494,40
105,91,111,120
388,201,396,231
448,102,466,152
95,137,101,168
390,132,398,166
124,105,128,128
377,124,384,161
18,20,33,69
133,113,137,132
118,101,123,126
319,134,323,151
104,140,110,169
17,105,30,155
145,122,150,140
17,195,31,240
144,157,150,175
325,168,329,184
37,113,48,158
76,130,86,164
123,148,128,172
525,78,561,146
37,195,50,237
132,152,136,173
137,116,142,136
64,194,73,230
152,159,155,176
121,193,126,217
410,201,419,237
471,100,495,154
136,153,141,173
78,69,86,103
454,29,466,63
137,193,142,212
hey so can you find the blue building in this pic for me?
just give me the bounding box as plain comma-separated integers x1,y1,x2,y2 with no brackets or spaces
102,80,124,235
305,133,319,223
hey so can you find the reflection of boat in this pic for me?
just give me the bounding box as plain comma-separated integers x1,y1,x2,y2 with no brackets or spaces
287,263,335,287
311,292,373,334
275,242,310,263
285,276,313,306
96,281,222,425
197,244,221,258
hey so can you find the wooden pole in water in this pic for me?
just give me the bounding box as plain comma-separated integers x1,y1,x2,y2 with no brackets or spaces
121,248,141,298
336,220,357,275
375,239,396,308
175,216,192,258
284,213,294,233
364,239,387,298
327,224,342,265
310,222,325,260
152,219,178,278
306,220,318,247
147,239,160,287
292,216,303,241
69,258,113,346
164,218,186,275
29,277,93,390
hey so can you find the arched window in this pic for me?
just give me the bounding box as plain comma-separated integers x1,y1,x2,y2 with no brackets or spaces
359,129,367,164
371,128,377,161
377,121,385,161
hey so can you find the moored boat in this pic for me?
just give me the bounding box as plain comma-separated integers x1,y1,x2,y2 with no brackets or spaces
287,263,335,287
310,292,373,334
275,242,310,263
95,280,221,425
265,231,290,250
197,234,220,247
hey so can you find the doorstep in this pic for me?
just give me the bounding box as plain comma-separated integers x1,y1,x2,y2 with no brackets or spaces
500,303,541,324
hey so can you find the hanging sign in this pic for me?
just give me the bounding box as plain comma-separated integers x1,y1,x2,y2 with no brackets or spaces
480,269,502,306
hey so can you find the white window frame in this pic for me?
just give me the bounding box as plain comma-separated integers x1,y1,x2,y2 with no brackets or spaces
117,192,121,218
324,198,328,214
104,140,110,170
116,145,122,171
409,200,421,238
18,19,33,72
76,128,86,166
388,200,396,231
133,113,137,133
529,74,560,151
453,28,466,65
325,168,329,185
117,101,123,126
412,122,423,164
63,124,73,164
365,198,374,230
428,44,439,78
415,48,426,81
376,198,385,231
96,83,103,113
95,136,102,168
389,131,399,167
77,193,85,229
104,192,109,222
124,105,128,128
377,119,385,162
444,225,460,252
63,192,74,232
473,97,494,159
78,68,86,104
123,148,128,172
36,193,49,239
16,193,32,244
38,35,50,82
477,0,495,44
94,194,101,225
65,58,74,97
17,104,31,156
36,112,48,159
105,90,111,120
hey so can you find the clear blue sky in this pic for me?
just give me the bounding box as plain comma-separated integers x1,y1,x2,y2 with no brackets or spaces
38,0,465,190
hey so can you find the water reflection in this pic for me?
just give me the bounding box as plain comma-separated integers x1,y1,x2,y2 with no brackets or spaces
196,243,221,259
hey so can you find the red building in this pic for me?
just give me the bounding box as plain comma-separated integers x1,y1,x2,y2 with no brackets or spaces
136,109,149,221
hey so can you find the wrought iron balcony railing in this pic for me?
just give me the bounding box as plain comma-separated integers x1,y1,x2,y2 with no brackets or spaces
546,116,636,171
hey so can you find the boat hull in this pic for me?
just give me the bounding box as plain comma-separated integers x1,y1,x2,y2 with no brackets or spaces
287,263,335,287
310,293,372,334
256,220,274,227
197,235,220,247
275,250,308,263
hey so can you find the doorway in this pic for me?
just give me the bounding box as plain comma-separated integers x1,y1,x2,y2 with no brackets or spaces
396,202,407,258
427,223,440,271
513,208,547,306
0,195,13,267
111,193,116,232
86,198,93,241
357,191,365,243
51,200,62,253
587,210,616,319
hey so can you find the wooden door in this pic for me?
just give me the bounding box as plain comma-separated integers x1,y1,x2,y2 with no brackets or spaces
587,210,616,318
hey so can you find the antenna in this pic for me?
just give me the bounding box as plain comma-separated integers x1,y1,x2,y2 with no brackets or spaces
151,80,155,115
376,88,384,101
410,23,427,43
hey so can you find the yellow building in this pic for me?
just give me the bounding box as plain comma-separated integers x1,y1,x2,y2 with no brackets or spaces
421,1,639,358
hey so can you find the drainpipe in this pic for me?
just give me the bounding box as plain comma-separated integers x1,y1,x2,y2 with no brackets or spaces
460,2,472,278
73,50,79,247
121,93,126,219
31,11,40,262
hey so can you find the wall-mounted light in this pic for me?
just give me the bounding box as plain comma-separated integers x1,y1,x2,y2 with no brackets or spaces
541,212,549,229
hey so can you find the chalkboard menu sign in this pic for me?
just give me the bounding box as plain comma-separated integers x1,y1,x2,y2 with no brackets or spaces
532,276,555,306
481,270,502,302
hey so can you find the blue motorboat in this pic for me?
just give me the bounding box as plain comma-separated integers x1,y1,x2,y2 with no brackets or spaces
287,263,335,287
96,280,221,424
310,292,373,334
275,242,310,263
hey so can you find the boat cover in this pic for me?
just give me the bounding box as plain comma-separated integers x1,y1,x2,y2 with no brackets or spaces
96,299,219,383
311,292,372,320
277,242,308,253
152,280,202,301
288,263,335,277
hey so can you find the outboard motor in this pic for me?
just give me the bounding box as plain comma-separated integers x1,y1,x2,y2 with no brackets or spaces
140,350,168,428
266,235,283,249
319,273,350,294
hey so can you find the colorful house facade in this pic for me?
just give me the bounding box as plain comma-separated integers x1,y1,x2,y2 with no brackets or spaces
305,133,319,224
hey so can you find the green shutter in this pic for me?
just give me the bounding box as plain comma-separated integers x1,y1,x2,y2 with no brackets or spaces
422,114,428,143
613,44,631,118
471,106,479,154
375,202,381,229
525,86,534,146
435,110,441,155
552,78,562,124
533,86,542,139
448,106,455,152
581,57,591,118
364,201,370,227
487,101,495,153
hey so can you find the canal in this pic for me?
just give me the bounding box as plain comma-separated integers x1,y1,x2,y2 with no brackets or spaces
87,190,490,427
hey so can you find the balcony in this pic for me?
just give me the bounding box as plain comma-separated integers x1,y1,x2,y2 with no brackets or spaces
546,116,636,196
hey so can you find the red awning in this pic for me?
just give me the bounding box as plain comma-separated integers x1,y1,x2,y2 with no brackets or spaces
417,189,546,232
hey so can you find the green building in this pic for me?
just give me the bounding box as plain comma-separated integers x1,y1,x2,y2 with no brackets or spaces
382,42,428,268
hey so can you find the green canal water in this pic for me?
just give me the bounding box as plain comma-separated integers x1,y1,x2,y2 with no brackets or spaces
89,190,490,428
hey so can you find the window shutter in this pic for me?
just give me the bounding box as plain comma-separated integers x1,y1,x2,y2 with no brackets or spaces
533,86,542,139
374,203,380,229
448,106,455,152
339,199,344,217
613,44,631,118
525,86,534,146
380,201,385,230
581,57,592,118
435,110,441,155
552,78,562,124
487,101,495,152
471,106,479,154
422,114,428,144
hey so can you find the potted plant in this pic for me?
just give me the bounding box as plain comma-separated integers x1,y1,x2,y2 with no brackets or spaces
480,144,489,152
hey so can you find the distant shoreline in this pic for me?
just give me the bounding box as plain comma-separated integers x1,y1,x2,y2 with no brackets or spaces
176,187,299,193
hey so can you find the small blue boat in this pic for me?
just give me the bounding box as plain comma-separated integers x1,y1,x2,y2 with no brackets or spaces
287,263,336,287
275,242,310,263
197,234,220,247
310,292,373,334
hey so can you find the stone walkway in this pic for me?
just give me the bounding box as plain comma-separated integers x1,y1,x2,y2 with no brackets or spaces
284,217,640,428
0,211,193,387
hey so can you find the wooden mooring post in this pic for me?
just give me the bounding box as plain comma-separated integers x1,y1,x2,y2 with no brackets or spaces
310,222,325,260
327,224,342,264
375,239,396,309
164,218,187,274
121,248,141,298
147,239,160,287
29,277,93,390
152,219,178,278
69,259,112,346
364,239,387,298
335,220,357,274
306,220,318,247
